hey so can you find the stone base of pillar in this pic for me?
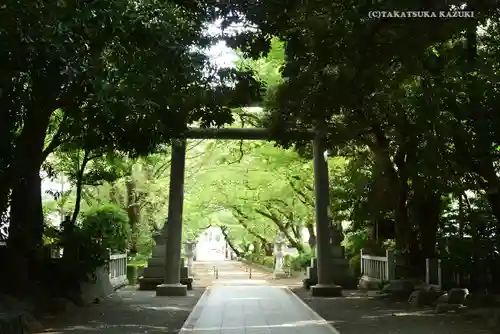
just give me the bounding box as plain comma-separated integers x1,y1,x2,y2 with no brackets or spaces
139,277,164,290
156,283,187,297
180,266,193,290
303,258,318,289
304,256,354,291
311,284,343,297
330,257,352,284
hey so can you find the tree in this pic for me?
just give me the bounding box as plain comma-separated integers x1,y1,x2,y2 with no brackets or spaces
1,0,262,286
217,0,500,284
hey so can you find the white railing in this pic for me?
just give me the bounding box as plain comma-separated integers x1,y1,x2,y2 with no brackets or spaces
360,249,396,282
425,258,442,290
108,253,128,288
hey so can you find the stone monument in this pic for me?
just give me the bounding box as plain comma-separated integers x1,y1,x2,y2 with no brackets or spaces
139,231,193,291
138,231,167,290
328,223,351,285
304,219,352,293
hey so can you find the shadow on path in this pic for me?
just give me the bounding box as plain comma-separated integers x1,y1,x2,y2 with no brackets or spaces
293,288,492,334
38,260,275,334
39,287,204,334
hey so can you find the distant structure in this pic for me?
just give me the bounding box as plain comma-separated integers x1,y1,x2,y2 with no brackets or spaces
195,226,228,261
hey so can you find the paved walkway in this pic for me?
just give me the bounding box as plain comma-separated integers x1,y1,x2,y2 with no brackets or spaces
191,261,271,286
180,285,339,334
40,261,329,334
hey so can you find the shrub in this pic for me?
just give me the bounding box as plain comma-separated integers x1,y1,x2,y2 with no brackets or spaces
290,251,314,271
261,256,274,268
81,204,130,252
127,265,138,285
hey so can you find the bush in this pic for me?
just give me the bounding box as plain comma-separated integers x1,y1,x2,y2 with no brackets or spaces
81,204,130,252
261,256,274,268
349,253,361,277
290,251,314,271
127,265,138,285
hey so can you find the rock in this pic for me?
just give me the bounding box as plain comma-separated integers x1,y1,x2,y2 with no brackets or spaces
465,292,499,308
408,290,442,307
357,275,382,290
448,288,469,305
436,293,449,304
434,302,465,314
434,289,469,314
408,291,422,307
382,279,414,300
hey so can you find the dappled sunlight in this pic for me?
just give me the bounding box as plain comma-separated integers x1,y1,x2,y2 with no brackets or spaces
360,311,436,321
128,304,192,312
43,323,172,332
185,319,334,331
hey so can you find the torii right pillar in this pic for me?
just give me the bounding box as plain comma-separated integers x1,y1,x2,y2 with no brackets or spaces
311,131,349,297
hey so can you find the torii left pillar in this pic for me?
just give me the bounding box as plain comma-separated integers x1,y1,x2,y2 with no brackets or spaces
310,131,345,297
156,139,188,296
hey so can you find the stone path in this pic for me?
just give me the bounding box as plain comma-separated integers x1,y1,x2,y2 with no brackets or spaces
38,261,287,334
193,260,271,286
179,285,339,334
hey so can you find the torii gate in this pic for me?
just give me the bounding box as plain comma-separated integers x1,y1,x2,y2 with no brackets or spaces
153,127,345,297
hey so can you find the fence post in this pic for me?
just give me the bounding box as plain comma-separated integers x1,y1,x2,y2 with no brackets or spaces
386,250,396,280
360,249,364,275
107,248,111,277
425,258,430,285
437,259,442,290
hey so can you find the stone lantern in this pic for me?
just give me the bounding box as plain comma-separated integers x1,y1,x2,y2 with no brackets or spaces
273,232,287,279
184,240,196,276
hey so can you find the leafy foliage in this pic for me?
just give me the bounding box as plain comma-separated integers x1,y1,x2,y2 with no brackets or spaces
81,204,130,252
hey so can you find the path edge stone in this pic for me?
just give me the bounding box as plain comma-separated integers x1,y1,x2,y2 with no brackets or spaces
179,287,212,333
282,287,342,334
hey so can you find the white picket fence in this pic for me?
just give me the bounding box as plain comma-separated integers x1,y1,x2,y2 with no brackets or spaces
360,249,396,282
425,258,442,290
108,253,128,288
44,246,128,289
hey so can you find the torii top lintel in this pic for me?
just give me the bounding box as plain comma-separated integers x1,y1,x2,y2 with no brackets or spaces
178,127,316,141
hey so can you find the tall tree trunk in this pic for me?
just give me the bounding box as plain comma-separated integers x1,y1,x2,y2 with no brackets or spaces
416,190,440,260
126,175,140,254
220,226,241,257
254,208,304,252
70,150,91,225
305,221,316,249
7,109,51,293
412,185,441,277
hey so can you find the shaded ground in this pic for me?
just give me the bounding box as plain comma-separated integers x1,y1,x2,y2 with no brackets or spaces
292,288,493,334
39,287,204,334
37,261,272,334
36,261,491,334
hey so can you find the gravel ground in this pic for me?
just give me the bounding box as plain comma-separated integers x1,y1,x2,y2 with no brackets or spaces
38,286,205,334
292,288,492,334
38,262,491,334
